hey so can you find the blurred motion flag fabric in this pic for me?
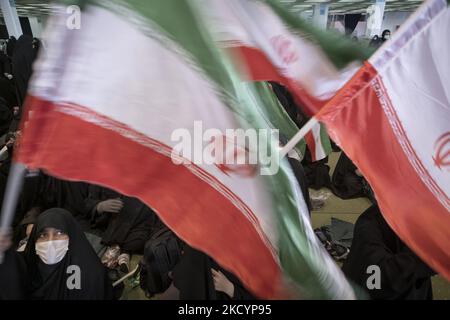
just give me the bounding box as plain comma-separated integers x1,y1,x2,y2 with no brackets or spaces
200,0,373,161
252,81,307,160
16,0,355,299
317,0,450,280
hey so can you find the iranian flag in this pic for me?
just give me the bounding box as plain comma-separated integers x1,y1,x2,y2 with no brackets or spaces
253,81,307,160
200,0,373,161
16,0,354,299
317,0,450,280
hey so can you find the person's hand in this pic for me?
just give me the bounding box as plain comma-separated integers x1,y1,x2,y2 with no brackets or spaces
5,136,15,148
96,199,123,214
211,269,234,298
14,131,22,148
26,224,34,238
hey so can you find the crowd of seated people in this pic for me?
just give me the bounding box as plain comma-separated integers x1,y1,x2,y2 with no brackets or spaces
0,35,436,301
0,170,258,300
0,175,436,301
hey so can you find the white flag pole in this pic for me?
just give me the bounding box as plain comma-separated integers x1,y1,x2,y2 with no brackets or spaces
279,117,319,159
0,146,8,159
0,162,27,264
112,265,140,287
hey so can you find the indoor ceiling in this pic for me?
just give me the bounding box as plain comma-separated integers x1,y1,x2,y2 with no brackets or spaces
2,0,425,18
7,0,56,18
281,0,424,14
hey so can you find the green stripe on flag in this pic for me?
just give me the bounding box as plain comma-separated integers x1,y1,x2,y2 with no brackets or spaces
59,0,354,299
236,82,351,299
319,123,332,157
252,82,306,158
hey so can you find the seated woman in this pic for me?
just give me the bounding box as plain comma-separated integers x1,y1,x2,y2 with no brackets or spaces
331,152,375,203
172,245,256,300
84,184,164,272
23,208,113,300
342,205,435,300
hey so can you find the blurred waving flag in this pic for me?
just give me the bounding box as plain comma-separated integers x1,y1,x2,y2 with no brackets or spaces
200,0,373,161
16,0,355,299
317,0,450,280
253,81,307,160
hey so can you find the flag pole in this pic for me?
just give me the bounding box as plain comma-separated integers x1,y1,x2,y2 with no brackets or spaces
112,265,140,287
0,146,8,159
279,117,319,159
0,162,27,264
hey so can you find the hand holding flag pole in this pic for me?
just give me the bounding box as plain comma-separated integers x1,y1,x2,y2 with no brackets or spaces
0,146,8,159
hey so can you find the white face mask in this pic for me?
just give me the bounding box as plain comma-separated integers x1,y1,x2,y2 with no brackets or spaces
35,239,69,265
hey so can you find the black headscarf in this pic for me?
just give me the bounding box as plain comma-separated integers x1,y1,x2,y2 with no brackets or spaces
11,35,35,106
381,29,391,41
331,152,375,202
331,152,364,199
23,208,113,300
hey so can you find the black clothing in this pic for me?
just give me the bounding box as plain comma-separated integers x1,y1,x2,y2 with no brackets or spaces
0,249,27,300
287,157,312,212
173,245,256,300
331,152,375,202
23,208,113,299
85,185,163,254
11,35,34,107
342,205,435,300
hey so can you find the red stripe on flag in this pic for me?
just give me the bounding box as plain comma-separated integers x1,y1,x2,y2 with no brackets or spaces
226,44,331,162
304,132,317,162
318,63,450,281
16,96,284,299
227,44,327,115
